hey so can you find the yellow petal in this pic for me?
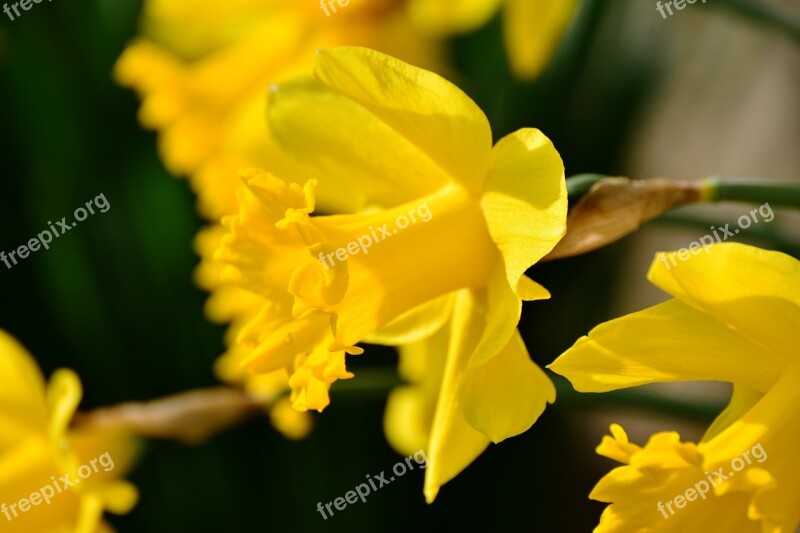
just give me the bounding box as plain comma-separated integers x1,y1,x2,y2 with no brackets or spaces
366,293,455,345
459,330,555,443
590,427,766,533
74,492,105,533
649,243,800,358
0,331,47,450
702,385,763,443
503,0,579,79
75,481,139,533
0,435,83,531
267,76,452,209
595,424,641,464
516,274,551,301
314,47,494,193
466,261,521,369
269,397,313,440
481,128,567,292
424,291,490,503
384,325,450,457
548,298,781,393
406,0,503,35
46,369,83,445
699,372,800,530
68,426,142,487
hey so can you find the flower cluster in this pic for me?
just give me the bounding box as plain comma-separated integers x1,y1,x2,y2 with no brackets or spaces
111,1,799,529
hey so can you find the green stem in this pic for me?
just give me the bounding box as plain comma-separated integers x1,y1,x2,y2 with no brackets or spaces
565,174,800,210
700,177,800,209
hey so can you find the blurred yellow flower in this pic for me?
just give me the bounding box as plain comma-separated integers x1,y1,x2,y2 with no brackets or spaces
115,0,444,220
408,0,580,79
217,46,567,500
549,243,800,532
0,331,139,533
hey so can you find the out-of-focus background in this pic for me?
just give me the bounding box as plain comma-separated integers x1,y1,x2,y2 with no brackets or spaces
0,0,797,531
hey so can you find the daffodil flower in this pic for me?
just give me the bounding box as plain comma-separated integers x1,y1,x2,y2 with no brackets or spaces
549,242,800,532
217,46,567,500
407,0,580,79
0,331,140,533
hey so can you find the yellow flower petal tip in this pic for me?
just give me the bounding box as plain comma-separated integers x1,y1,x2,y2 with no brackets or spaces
269,398,314,440
407,0,580,80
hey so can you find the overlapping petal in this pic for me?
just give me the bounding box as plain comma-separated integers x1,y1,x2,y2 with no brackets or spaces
313,47,494,193
649,243,800,358
548,298,781,393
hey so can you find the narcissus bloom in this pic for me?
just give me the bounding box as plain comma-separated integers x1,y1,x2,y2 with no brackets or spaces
217,46,567,500
408,0,580,79
0,331,139,532
549,243,800,532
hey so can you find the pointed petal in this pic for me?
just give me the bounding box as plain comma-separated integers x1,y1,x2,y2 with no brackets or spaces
267,76,451,207
503,0,578,79
702,385,763,442
366,293,455,345
384,326,450,457
516,275,551,301
0,331,47,450
548,299,781,393
424,291,490,503
406,0,503,35
313,47,494,193
648,243,800,358
460,330,555,443
481,128,567,291
466,261,521,369
46,369,83,444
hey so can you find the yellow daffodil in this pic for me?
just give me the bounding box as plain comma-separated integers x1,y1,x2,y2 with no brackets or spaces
549,242,800,532
407,0,580,79
216,46,567,500
0,331,139,533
